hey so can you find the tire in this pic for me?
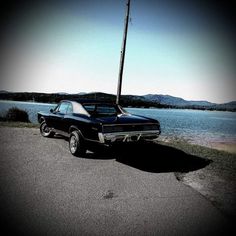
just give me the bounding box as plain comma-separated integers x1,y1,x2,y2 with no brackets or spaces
40,121,55,138
69,131,86,156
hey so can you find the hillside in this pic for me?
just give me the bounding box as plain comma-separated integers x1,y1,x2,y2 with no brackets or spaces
0,91,235,111
143,94,236,111
144,94,215,107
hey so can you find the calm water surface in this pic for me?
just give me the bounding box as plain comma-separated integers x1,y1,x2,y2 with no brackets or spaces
0,100,236,149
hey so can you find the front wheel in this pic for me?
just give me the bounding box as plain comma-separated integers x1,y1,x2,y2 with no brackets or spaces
40,121,55,138
69,131,86,157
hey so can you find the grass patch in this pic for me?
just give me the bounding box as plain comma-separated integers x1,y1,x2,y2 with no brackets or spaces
0,121,39,128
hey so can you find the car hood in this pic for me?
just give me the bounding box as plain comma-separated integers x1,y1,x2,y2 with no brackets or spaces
93,114,157,125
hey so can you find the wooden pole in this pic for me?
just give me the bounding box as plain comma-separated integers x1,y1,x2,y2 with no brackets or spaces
116,0,131,105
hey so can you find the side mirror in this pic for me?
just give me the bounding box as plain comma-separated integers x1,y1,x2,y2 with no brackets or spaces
50,109,54,113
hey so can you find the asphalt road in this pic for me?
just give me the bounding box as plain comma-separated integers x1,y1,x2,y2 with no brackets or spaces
0,127,233,235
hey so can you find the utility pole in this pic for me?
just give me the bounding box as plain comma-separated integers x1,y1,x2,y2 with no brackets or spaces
116,0,131,105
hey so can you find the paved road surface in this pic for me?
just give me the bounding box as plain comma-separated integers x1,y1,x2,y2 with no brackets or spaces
0,127,233,235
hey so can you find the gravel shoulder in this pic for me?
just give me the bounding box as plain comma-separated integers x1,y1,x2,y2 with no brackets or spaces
160,140,236,219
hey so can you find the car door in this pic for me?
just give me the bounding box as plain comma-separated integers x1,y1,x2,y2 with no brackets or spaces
60,102,74,133
50,102,69,131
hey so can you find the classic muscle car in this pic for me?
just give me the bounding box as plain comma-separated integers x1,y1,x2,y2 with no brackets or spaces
38,100,161,156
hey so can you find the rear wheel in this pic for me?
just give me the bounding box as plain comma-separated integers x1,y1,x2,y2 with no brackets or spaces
69,131,86,156
40,121,55,138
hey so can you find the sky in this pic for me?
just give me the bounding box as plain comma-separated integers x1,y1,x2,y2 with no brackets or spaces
0,0,235,103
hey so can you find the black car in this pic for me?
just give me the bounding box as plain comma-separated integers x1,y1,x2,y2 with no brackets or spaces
38,100,161,156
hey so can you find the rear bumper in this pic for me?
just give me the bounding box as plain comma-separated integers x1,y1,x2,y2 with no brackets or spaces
98,130,161,144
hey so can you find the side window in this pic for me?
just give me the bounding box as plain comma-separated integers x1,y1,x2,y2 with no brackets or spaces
67,103,73,114
54,105,60,112
58,102,69,114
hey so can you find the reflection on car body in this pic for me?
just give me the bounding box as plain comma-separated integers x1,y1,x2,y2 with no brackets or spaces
38,100,161,156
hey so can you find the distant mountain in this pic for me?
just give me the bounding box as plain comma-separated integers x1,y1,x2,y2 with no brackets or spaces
211,101,236,111
0,90,11,94
75,92,87,95
143,94,236,111
144,94,215,107
56,92,87,95
56,92,69,95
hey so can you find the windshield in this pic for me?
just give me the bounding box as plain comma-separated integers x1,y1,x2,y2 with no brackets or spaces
83,104,121,117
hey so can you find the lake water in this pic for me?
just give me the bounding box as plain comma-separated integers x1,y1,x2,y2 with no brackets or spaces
0,100,236,151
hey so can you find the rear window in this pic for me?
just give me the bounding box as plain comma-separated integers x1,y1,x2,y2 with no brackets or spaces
83,104,119,117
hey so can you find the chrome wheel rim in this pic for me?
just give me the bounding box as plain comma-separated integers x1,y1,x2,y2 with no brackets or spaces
41,123,50,135
70,135,78,153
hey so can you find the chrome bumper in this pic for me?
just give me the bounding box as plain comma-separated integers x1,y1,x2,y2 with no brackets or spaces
98,130,161,143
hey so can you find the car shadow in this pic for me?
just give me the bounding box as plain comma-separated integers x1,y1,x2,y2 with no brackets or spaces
82,142,211,173
114,142,211,173
53,134,69,141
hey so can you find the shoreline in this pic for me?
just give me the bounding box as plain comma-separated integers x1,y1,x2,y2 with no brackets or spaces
0,122,236,219
208,141,236,154
159,135,236,154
